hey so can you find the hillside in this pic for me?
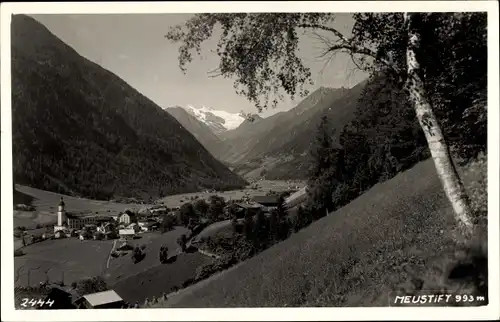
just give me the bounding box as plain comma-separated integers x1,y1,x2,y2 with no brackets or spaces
149,159,487,307
222,84,365,180
218,87,349,164
10,15,247,200
165,106,229,158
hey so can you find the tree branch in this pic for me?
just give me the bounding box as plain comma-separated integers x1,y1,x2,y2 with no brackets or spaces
299,23,402,76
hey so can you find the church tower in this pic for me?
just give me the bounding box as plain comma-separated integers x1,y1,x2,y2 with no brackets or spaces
57,197,66,226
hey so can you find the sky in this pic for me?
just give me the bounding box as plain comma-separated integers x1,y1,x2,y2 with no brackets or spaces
31,13,368,117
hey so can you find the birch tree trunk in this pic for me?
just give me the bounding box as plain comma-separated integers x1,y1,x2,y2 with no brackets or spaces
404,13,474,236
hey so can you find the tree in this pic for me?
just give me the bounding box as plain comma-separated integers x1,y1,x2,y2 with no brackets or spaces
193,199,210,217
131,246,145,264
243,209,254,241
161,214,176,233
307,115,344,214
207,195,226,222
159,245,169,263
166,12,484,236
177,234,188,252
179,202,197,226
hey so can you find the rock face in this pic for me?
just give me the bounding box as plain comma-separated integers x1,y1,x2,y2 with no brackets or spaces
10,14,247,200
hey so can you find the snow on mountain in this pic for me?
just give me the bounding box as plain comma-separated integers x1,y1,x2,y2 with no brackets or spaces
178,105,246,134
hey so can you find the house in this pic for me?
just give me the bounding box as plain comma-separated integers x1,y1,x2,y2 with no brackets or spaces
127,223,141,233
64,213,99,230
150,207,167,215
118,212,137,225
74,290,125,309
97,222,115,234
138,220,158,232
252,195,282,210
119,228,135,240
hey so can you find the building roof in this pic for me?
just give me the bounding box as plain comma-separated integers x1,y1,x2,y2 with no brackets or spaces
235,202,262,209
252,195,282,205
284,186,308,208
119,229,135,235
66,212,99,220
82,290,123,307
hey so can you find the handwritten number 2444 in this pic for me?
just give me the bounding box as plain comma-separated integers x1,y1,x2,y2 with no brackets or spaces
20,298,54,308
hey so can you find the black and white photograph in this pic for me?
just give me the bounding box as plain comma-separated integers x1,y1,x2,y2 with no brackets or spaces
1,1,499,321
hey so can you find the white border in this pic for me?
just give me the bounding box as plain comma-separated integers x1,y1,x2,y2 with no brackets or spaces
1,1,499,321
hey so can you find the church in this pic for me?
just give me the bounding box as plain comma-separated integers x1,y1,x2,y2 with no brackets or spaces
53,197,99,238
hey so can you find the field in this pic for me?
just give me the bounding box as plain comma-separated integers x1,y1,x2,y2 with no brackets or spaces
157,180,305,208
105,227,191,284
14,238,114,288
149,158,487,307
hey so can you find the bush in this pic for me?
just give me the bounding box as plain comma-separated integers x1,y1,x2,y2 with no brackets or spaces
131,246,145,264
177,234,187,252
161,214,176,233
14,249,25,257
159,245,169,263
75,276,107,297
194,255,239,282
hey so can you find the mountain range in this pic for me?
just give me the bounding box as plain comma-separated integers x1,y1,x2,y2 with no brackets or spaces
180,105,245,134
166,84,367,181
204,85,365,180
10,14,247,200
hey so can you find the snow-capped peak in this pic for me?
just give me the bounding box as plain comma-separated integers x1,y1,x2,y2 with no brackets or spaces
181,105,246,133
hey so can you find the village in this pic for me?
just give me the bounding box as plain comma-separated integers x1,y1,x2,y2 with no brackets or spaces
14,183,308,309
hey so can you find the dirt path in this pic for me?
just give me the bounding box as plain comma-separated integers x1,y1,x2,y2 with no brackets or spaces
106,239,117,269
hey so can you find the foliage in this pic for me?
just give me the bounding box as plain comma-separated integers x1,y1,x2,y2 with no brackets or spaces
177,234,188,252
74,276,107,297
193,199,210,217
161,214,177,233
159,245,169,264
307,115,344,214
350,13,487,163
166,13,341,111
179,203,197,226
207,195,227,222
131,246,145,264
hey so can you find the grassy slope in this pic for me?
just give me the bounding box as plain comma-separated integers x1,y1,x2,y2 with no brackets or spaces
150,159,481,307
11,15,246,200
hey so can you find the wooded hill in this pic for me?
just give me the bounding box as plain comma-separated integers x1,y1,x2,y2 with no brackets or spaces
11,15,247,201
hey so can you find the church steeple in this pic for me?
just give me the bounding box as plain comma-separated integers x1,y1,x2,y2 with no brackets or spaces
57,197,66,226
